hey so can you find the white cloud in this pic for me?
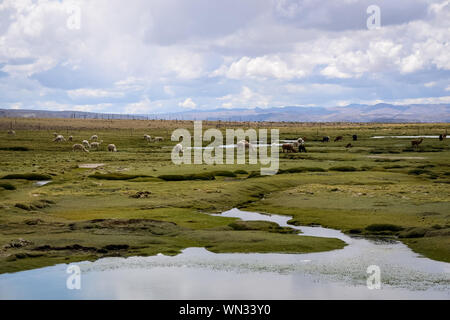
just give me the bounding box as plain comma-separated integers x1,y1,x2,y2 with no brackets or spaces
178,98,196,109
213,55,306,80
68,88,124,98
217,86,270,108
0,0,449,114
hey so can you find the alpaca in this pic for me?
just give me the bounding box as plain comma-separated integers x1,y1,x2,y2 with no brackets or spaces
334,136,343,142
322,136,330,142
282,143,296,153
53,135,66,142
411,138,423,148
82,140,91,149
108,144,117,152
72,144,89,152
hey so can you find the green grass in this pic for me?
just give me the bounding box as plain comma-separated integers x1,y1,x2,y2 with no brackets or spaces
0,120,449,273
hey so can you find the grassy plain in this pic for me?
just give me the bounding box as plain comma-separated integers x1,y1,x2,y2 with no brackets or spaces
0,118,449,273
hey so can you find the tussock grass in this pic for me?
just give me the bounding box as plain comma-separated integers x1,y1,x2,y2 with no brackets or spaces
89,173,151,180
2,173,52,180
329,166,358,172
0,182,16,190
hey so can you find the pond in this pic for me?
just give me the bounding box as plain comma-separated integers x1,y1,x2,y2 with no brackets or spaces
0,209,448,299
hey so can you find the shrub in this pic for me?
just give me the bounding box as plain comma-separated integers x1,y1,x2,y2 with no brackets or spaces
2,173,52,181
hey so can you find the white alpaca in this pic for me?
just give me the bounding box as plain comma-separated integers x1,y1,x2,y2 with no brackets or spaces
154,136,163,142
90,140,103,149
72,144,89,152
7,130,15,135
82,140,91,149
108,144,117,152
53,135,66,142
90,135,98,141
144,134,152,142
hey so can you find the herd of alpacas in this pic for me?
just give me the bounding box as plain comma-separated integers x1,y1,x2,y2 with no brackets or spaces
4,130,449,155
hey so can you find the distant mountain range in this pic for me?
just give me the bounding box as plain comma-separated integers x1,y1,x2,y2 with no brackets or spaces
1,103,449,122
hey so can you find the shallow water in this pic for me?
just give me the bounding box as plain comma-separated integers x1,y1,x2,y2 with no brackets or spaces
0,209,449,299
34,181,51,186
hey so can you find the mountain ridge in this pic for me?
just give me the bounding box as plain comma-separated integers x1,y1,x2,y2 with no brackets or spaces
0,103,449,122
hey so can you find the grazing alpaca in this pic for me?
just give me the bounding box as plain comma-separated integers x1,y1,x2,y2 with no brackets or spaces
322,136,330,142
144,134,152,142
90,140,103,149
108,144,117,152
90,135,98,141
7,130,15,135
411,138,423,148
282,143,296,153
68,136,73,142
346,143,353,148
154,137,163,142
72,144,89,152
53,135,66,142
334,136,343,142
352,135,358,141
82,140,91,149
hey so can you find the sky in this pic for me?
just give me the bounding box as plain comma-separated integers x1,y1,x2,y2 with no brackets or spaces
0,0,449,114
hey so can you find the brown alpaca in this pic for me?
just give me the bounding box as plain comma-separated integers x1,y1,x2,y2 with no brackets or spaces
345,143,353,148
282,144,296,153
334,136,343,142
411,138,423,148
